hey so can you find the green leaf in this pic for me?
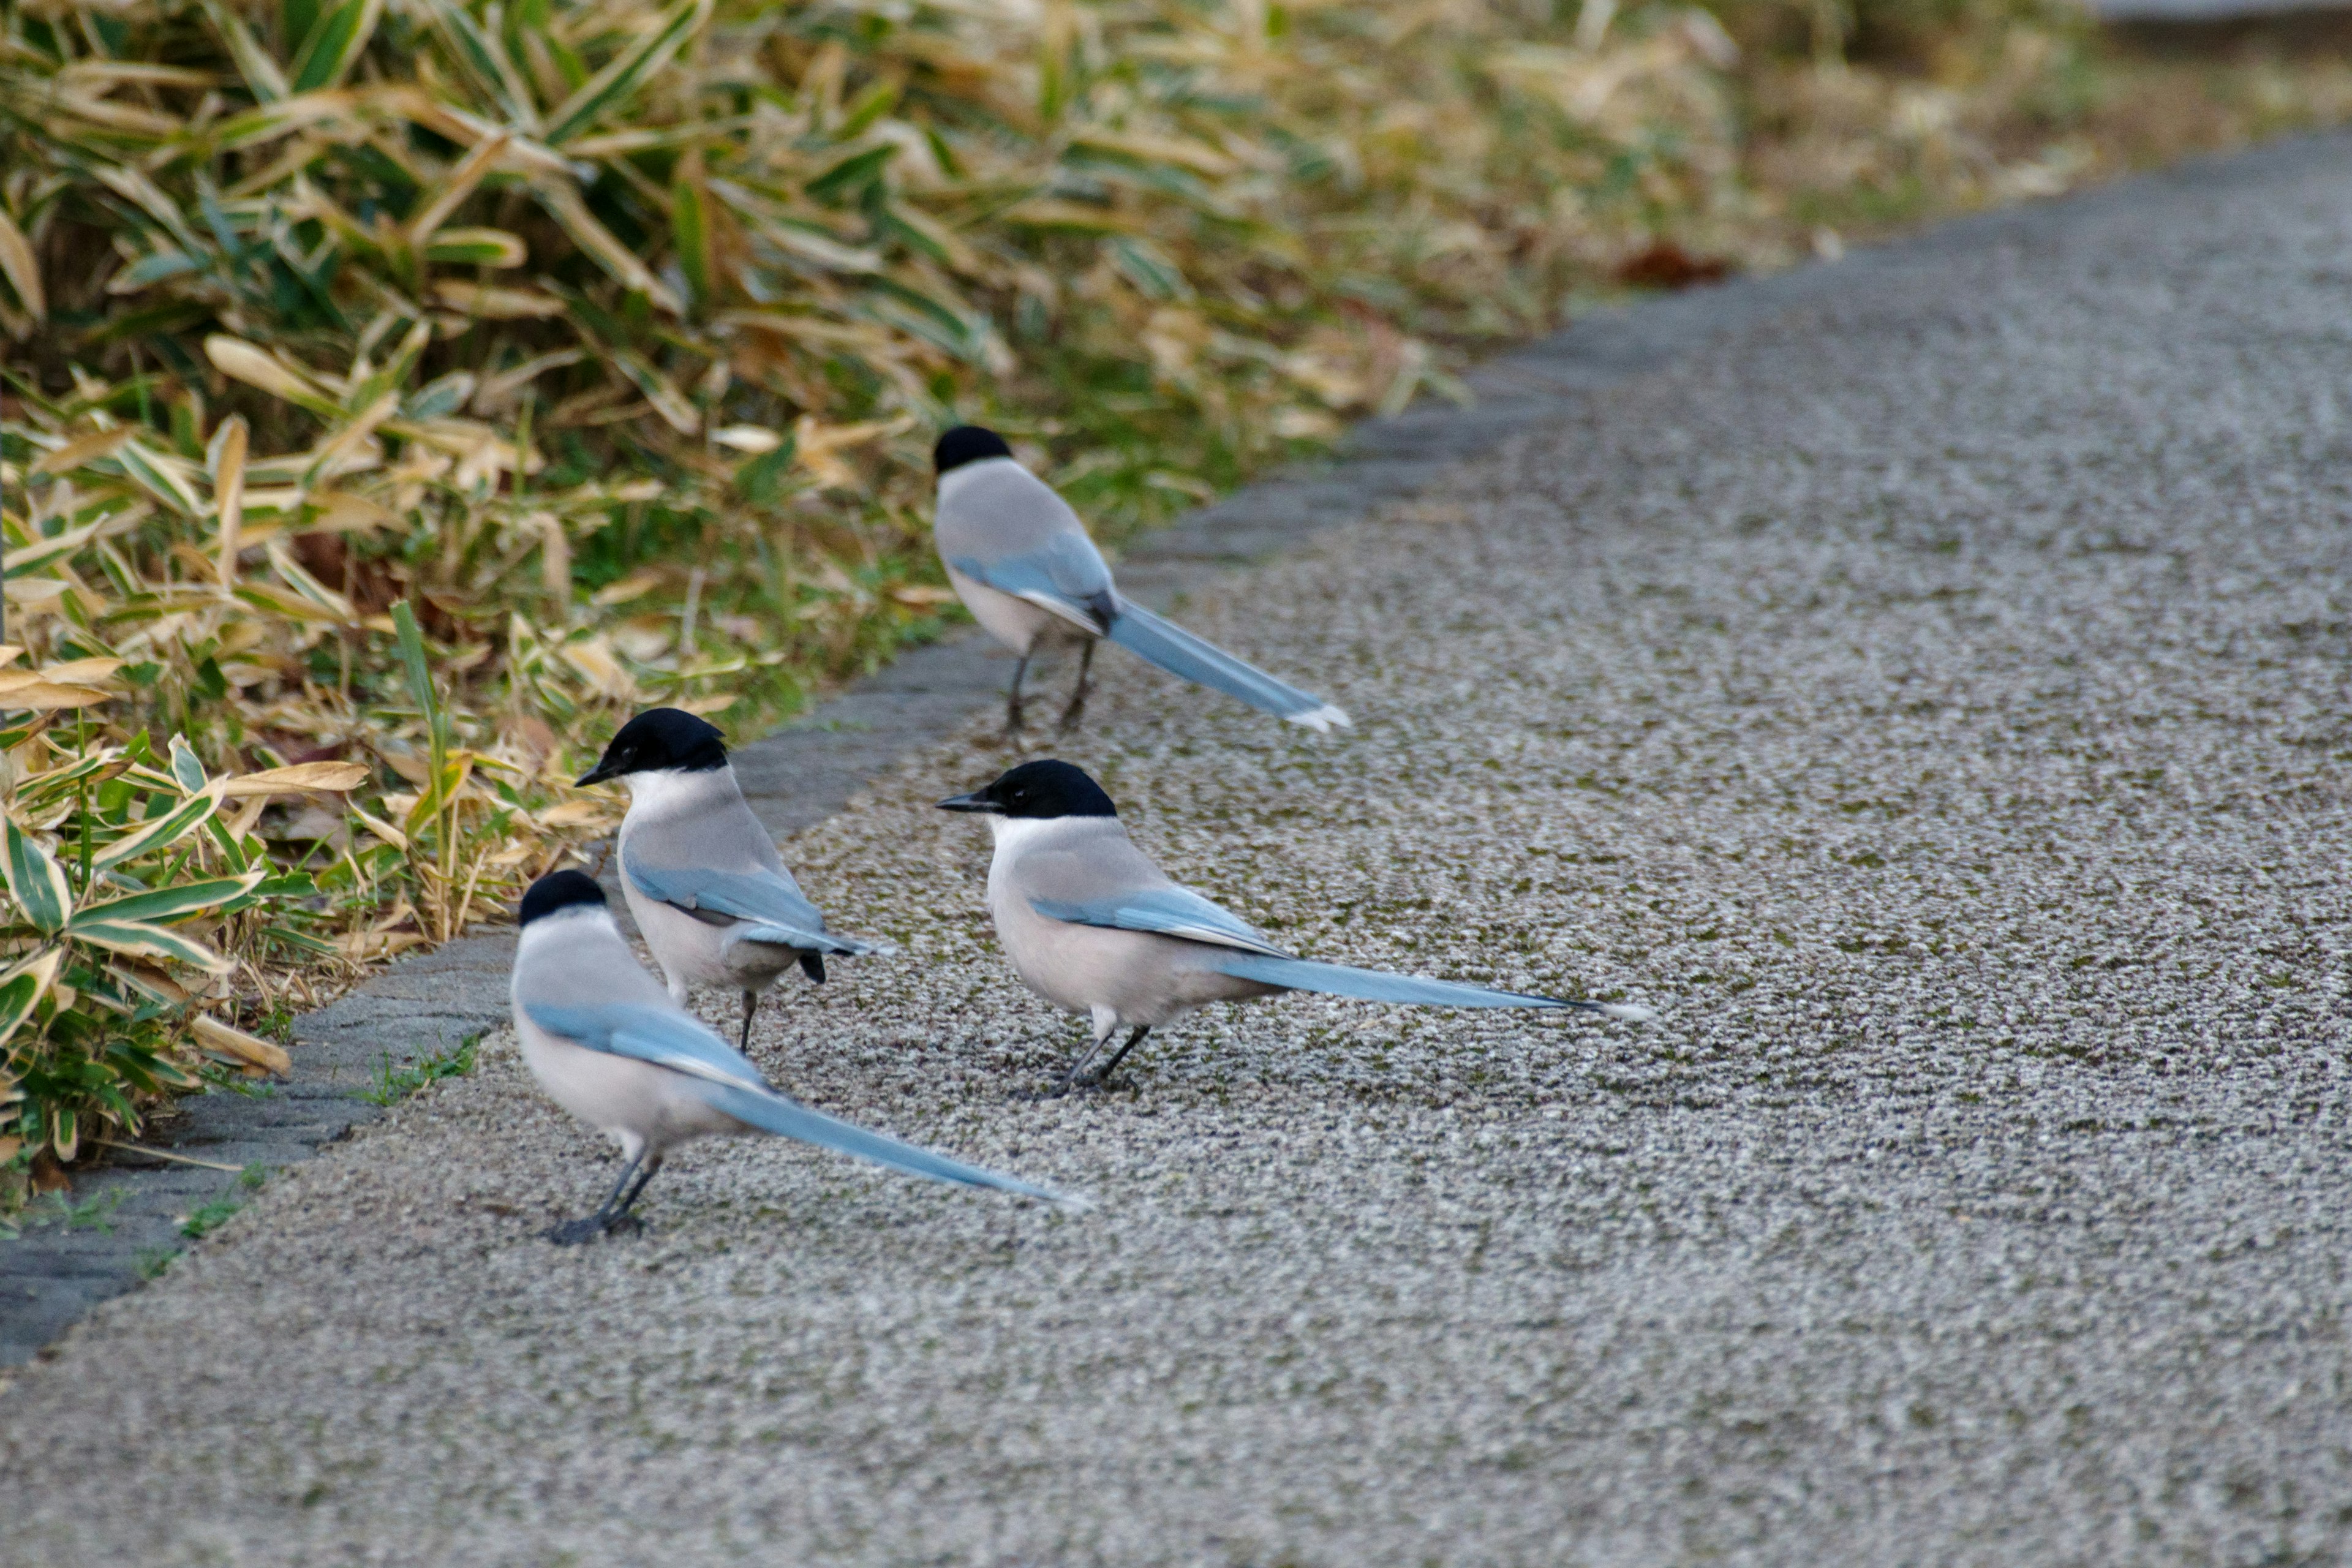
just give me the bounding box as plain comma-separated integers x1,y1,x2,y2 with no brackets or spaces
116,440,204,518
91,789,220,872
422,228,527,268
428,0,539,128
1109,237,1190,303
671,166,711,309
282,0,320,55
202,0,290,102
2,819,73,935
116,250,205,290
72,918,233,975
736,436,797,503
0,949,61,1050
541,0,714,146
401,372,475,420
390,600,449,760
168,734,208,793
288,0,385,96
805,145,896,205
74,872,265,927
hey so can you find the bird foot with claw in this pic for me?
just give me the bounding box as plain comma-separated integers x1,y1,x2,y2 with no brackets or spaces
1016,1072,1119,1102
542,1213,643,1246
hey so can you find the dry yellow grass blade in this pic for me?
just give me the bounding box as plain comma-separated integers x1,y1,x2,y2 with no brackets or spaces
208,415,249,587
219,762,373,797
0,682,115,712
190,1013,292,1076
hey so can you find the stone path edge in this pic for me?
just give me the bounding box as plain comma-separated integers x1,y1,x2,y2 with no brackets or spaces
1,128,2337,1369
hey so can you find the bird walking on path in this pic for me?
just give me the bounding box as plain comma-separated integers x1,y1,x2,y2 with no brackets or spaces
930,426,1351,735
578,707,878,1052
937,760,1656,1095
511,870,1079,1244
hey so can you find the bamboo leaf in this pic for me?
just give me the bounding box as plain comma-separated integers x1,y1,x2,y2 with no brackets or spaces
219,761,371,796
209,415,248,584
541,0,714,147
170,736,209,794
205,336,341,418
1,818,73,935
92,788,221,872
804,144,896,204
116,440,206,519
0,682,111,711
610,351,699,435
421,228,528,268
191,1013,292,1074
0,949,62,1054
405,132,510,249
431,281,563,319
288,0,385,96
200,0,290,102
428,0,540,129
0,208,46,323
74,918,235,976
532,182,682,313
74,872,266,927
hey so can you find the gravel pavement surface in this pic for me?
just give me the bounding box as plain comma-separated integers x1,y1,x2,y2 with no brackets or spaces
7,139,2352,1566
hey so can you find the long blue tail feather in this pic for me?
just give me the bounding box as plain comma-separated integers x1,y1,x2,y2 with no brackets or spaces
1105,599,1349,731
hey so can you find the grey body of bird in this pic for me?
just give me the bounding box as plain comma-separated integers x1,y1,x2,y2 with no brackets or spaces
984,814,1284,1034
614,764,862,1003
512,905,750,1166
932,452,1349,731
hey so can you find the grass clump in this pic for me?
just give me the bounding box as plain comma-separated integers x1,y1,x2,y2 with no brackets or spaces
359,1030,480,1105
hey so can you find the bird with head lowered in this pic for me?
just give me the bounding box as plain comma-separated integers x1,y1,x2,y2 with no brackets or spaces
577,707,880,1052
938,760,1656,1095
932,426,1351,735
509,870,1079,1243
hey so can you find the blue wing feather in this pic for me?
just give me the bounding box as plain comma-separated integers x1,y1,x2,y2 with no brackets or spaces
946,540,1115,630
1027,884,1291,956
623,850,872,956
526,1000,1077,1204
526,1001,768,1090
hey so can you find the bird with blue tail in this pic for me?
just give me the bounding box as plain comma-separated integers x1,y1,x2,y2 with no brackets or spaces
937,760,1658,1096
577,707,883,1054
930,426,1351,736
510,870,1084,1243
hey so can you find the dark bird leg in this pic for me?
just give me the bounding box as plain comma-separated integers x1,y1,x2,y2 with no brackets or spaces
545,1148,659,1245
1056,639,1097,734
1090,1025,1151,1087
608,1153,663,1226
1047,1017,1115,1098
739,989,758,1054
1005,652,1030,733
1049,1022,1150,1096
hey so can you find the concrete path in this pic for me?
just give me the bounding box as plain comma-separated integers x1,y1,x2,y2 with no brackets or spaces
6,134,2352,1566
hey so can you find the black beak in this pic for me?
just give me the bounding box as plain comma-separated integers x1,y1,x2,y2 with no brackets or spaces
936,790,998,813
575,763,617,788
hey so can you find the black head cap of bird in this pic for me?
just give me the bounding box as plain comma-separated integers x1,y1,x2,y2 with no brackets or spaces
933,426,1015,476
576,707,728,787
519,869,608,927
938,759,1118,820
